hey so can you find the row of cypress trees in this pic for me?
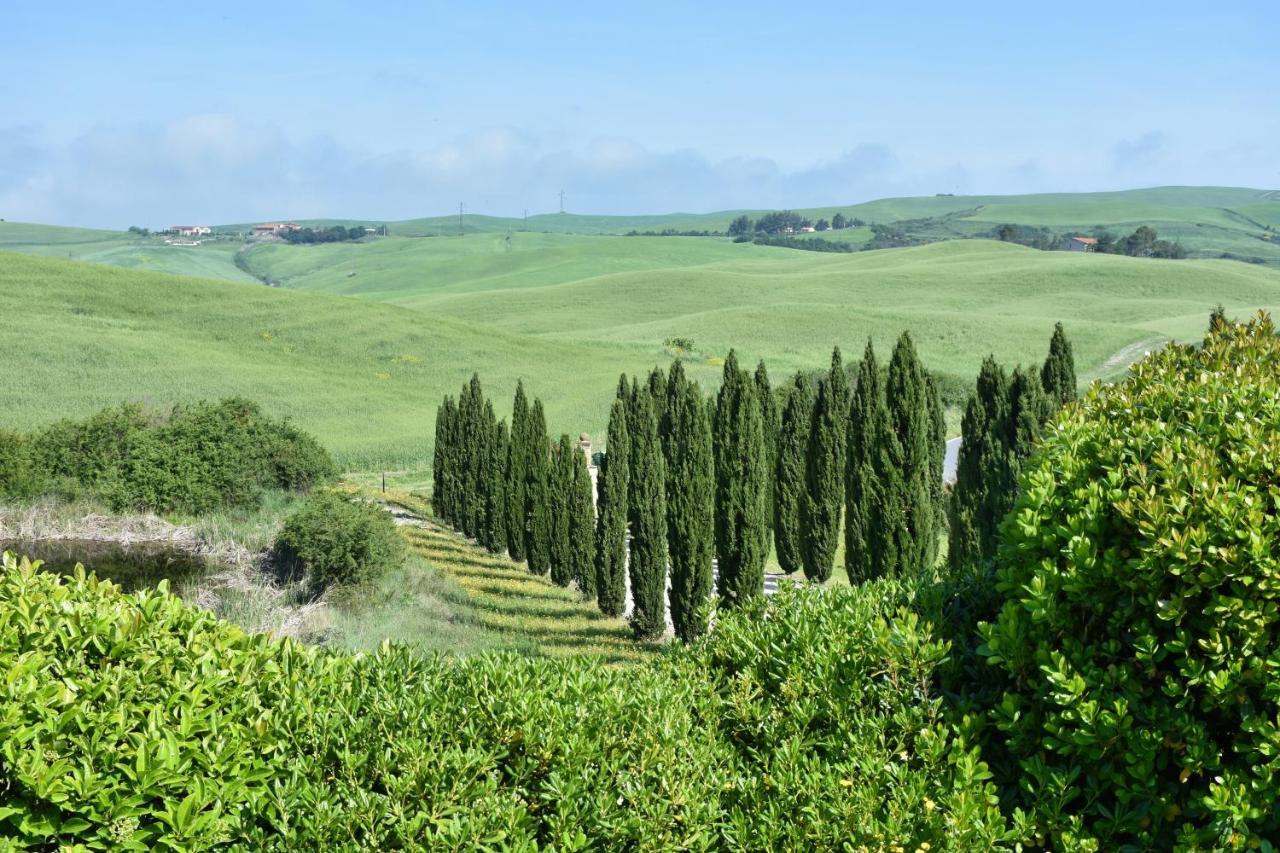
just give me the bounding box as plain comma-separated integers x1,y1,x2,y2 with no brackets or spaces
772,334,948,585
433,327,1070,641
948,323,1076,568
432,376,596,591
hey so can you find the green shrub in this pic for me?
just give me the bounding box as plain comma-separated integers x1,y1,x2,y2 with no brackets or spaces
979,312,1280,849
275,491,405,591
0,550,1012,850
23,398,334,514
0,430,44,500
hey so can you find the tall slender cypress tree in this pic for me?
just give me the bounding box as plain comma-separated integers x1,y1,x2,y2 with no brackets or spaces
433,395,456,523
801,348,849,582
595,393,630,616
458,374,485,537
549,434,575,586
666,378,714,641
948,357,1012,570
754,361,779,530
1041,322,1077,407
884,332,935,575
647,366,668,429
483,418,509,553
568,441,597,598
774,373,812,575
845,341,886,583
628,388,668,639
524,399,552,576
713,351,768,607
505,382,530,561
924,372,948,566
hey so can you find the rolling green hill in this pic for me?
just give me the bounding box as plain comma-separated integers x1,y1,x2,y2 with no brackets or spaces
0,221,257,282
5,239,1278,476
0,252,682,469
245,233,1280,386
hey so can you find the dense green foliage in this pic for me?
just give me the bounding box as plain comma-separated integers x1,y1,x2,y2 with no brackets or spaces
275,491,406,591
0,552,1011,850
712,352,769,607
0,398,333,514
951,327,1072,568
663,366,715,641
801,348,848,582
753,360,778,531
627,384,668,639
280,224,374,244
774,374,812,575
595,392,631,616
979,312,1280,849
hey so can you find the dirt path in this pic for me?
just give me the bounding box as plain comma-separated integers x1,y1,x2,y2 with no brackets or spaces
1101,337,1166,374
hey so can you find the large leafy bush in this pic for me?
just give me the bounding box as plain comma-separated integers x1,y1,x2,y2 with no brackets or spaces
7,398,335,514
274,491,405,591
0,552,1010,850
980,312,1280,849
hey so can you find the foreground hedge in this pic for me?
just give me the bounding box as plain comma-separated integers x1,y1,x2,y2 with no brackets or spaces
981,312,1280,849
0,553,1008,850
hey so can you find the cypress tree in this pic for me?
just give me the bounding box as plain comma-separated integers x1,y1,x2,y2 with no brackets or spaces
524,399,552,576
774,373,812,575
845,341,886,582
924,372,948,566
713,351,768,607
884,332,935,575
505,382,530,561
568,440,597,598
549,434,575,586
948,357,1013,570
432,395,456,523
666,377,714,641
595,392,630,616
482,418,509,553
647,365,668,429
801,348,849,582
458,374,484,537
628,388,668,639
1041,322,1077,407
754,360,779,528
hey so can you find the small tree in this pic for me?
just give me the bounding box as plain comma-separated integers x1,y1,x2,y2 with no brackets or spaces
831,212,848,230
727,215,753,236
1040,322,1077,407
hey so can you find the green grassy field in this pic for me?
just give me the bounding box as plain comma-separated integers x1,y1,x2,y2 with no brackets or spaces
0,251,664,469
4,237,1279,474
0,221,258,282
245,233,1280,385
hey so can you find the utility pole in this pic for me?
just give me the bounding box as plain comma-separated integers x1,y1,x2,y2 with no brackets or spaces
458,202,464,236
523,208,528,229
558,190,565,214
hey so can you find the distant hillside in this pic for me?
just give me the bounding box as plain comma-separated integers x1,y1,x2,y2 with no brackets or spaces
0,252,667,468
8,185,1275,269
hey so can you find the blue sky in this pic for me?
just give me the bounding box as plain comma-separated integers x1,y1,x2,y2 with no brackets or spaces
3,2,1277,227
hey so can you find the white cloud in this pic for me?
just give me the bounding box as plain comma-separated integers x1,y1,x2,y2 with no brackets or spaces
2,116,1274,229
